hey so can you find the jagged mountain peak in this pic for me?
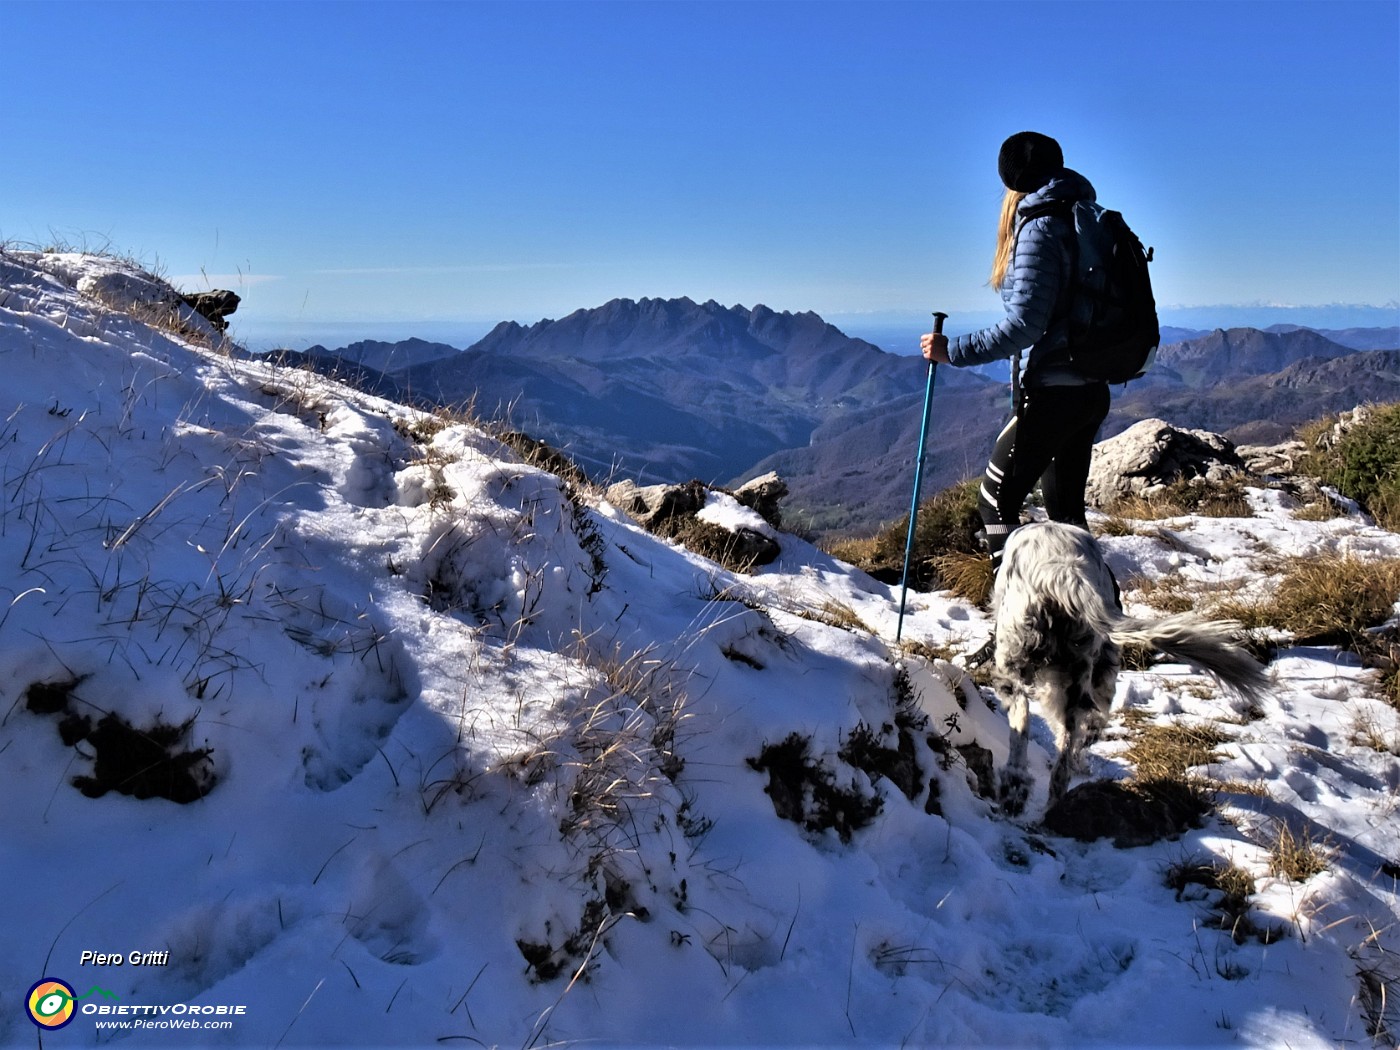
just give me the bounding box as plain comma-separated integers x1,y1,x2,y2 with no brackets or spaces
463,295,879,363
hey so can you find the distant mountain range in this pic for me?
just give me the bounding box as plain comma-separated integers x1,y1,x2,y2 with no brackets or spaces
273,302,1399,536
277,298,995,505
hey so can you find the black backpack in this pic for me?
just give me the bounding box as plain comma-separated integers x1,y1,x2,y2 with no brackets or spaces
1023,200,1160,383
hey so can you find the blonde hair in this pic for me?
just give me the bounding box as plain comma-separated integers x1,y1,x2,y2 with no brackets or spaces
989,188,1028,288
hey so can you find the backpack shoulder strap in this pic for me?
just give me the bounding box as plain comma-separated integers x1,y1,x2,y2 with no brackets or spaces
1018,199,1075,222
1016,199,1080,268
1014,200,1082,381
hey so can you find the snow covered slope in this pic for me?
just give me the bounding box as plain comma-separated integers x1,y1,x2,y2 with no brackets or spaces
1,250,1398,1048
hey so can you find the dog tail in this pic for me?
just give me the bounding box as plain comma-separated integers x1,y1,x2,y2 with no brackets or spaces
1110,613,1269,704
1035,559,1270,704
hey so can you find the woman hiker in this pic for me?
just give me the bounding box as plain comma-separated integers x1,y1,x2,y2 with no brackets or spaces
920,131,1112,591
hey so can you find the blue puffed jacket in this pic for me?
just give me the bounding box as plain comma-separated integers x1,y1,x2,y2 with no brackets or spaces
946,168,1099,386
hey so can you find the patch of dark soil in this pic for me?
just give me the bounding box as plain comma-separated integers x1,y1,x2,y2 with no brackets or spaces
24,676,85,715
66,713,216,804
498,431,590,488
666,516,780,572
516,898,608,983
1043,778,1211,848
955,742,997,800
23,675,216,804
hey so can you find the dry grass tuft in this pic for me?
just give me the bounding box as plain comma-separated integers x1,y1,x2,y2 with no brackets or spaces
1093,516,1142,538
1290,499,1343,522
1121,711,1231,782
1355,954,1400,1044
1353,628,1400,710
1265,821,1328,882
823,533,878,569
1126,573,1201,615
1103,477,1255,521
825,479,984,595
929,551,995,606
1350,705,1400,755
1213,554,1400,646
1165,856,1282,945
497,430,591,489
896,638,961,664
796,600,872,634
1092,711,1238,836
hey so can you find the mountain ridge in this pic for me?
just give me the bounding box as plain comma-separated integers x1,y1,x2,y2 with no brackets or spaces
1148,326,1363,386
286,298,1398,534
282,296,993,496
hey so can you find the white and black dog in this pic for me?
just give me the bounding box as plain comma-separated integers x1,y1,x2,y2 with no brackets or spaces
989,521,1268,817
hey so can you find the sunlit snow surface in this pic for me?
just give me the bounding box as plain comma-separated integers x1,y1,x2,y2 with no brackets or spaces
1,251,1397,1048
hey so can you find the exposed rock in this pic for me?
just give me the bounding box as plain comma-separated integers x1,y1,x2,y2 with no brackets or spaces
1235,439,1307,477
1314,403,1376,450
606,479,707,530
1234,438,1329,510
181,289,240,331
1087,418,1248,507
733,471,788,528
76,268,220,339
606,478,783,571
1235,410,1392,515
32,254,235,342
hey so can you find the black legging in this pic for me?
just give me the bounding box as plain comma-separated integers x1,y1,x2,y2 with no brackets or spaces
977,382,1111,568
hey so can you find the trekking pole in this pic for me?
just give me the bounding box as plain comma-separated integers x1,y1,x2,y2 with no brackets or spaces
895,311,947,644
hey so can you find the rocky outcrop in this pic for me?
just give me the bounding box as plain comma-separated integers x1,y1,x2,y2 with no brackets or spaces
607,477,785,571
1235,404,1379,513
1087,418,1248,507
27,253,238,341
732,471,788,528
180,289,240,331
1234,439,1308,477
607,479,708,531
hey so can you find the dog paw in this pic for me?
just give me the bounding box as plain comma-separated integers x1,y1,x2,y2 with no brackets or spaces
998,770,1032,817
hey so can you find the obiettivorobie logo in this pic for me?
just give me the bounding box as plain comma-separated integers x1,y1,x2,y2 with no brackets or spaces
25,975,250,1032
26,979,119,1029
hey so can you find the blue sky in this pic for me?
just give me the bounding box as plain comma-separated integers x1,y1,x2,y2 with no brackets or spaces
3,0,1397,347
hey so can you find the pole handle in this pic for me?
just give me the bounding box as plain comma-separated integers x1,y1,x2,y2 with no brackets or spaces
931,311,948,335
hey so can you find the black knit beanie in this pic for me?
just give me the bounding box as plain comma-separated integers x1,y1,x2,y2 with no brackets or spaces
997,131,1064,192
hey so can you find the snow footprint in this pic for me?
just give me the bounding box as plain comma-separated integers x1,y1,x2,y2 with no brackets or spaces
973,934,1138,1015
134,891,302,1004
274,584,417,791
324,409,405,509
344,854,439,965
299,640,414,791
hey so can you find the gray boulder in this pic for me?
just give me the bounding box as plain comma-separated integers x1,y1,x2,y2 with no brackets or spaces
1234,439,1307,478
733,471,788,528
606,477,784,571
605,479,708,530
1087,418,1247,508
